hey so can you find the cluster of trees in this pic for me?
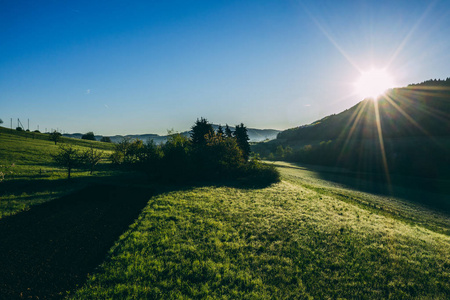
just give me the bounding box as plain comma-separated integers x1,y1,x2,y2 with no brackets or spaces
111,118,279,184
49,130,111,145
52,145,104,179
81,131,111,143
408,77,450,87
81,131,96,140
259,137,450,179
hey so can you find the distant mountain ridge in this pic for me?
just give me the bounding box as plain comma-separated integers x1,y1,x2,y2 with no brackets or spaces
63,125,280,143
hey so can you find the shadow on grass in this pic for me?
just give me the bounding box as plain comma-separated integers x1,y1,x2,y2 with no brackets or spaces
281,162,450,213
0,170,277,299
0,184,154,299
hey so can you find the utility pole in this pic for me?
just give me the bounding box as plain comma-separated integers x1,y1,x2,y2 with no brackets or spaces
17,119,24,130
28,119,30,131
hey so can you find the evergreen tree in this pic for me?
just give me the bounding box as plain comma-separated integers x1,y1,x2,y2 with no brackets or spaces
191,117,214,148
234,123,251,161
225,124,233,138
217,125,224,137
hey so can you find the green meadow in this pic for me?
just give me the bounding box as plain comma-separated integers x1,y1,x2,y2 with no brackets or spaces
73,168,450,298
0,127,116,218
1,127,450,298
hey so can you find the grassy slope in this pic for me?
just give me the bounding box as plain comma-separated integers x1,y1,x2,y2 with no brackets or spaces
0,126,116,218
73,164,450,299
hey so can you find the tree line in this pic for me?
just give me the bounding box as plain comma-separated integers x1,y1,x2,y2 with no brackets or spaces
53,118,280,185
110,118,279,184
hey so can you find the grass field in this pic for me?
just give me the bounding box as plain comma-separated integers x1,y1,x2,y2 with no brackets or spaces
72,164,450,299
1,128,450,298
0,126,116,218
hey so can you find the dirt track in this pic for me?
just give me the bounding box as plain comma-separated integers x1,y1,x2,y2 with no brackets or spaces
0,185,152,299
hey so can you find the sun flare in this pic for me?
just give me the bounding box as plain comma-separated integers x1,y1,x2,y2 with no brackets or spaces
354,68,395,100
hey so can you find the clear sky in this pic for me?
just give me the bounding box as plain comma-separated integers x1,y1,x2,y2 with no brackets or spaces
1,0,449,135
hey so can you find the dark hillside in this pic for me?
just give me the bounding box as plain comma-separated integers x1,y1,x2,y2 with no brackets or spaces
255,78,450,179
278,78,450,141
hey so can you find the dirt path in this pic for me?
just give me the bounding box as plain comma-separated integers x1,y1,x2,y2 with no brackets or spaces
0,185,152,299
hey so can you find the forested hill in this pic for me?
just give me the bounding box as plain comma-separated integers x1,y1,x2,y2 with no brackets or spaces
277,78,450,142
253,78,450,179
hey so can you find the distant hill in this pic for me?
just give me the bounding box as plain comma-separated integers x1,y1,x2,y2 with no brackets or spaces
253,78,450,179
63,125,280,144
277,78,450,142
63,133,161,144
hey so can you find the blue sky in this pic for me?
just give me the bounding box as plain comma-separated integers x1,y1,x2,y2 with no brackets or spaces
1,0,449,135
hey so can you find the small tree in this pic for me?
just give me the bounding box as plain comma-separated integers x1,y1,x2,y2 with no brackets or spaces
100,136,112,143
0,119,3,125
82,131,96,140
49,130,62,145
52,145,81,179
81,146,103,174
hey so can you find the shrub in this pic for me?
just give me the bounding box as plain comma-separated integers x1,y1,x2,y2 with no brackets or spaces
239,158,281,187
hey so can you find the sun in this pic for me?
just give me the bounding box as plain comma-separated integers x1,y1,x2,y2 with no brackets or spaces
354,68,395,100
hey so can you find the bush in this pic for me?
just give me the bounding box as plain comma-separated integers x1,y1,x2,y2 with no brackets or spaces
239,159,281,187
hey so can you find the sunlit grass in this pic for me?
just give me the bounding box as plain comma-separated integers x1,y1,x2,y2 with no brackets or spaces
274,161,450,235
73,165,450,299
0,127,116,218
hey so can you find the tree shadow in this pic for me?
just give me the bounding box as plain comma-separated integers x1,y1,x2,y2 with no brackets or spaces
0,184,154,299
